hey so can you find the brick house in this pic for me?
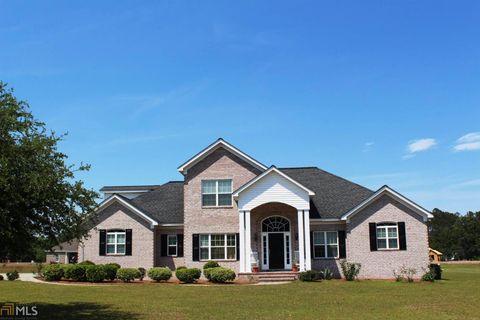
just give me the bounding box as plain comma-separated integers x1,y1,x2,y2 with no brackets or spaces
78,138,432,279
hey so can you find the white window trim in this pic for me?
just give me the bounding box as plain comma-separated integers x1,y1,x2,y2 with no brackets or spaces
167,234,178,257
106,230,126,255
199,234,236,261
313,231,339,259
376,224,399,250
201,179,233,207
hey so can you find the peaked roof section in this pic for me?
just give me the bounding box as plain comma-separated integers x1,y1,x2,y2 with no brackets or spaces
341,185,433,221
178,138,268,174
100,185,161,192
233,166,315,198
279,167,375,219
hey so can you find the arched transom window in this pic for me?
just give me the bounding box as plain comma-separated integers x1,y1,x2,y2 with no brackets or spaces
262,216,290,232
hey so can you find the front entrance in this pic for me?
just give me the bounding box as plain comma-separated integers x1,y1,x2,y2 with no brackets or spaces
261,216,292,271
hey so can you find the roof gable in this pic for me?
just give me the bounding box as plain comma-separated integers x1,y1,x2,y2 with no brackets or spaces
178,138,268,175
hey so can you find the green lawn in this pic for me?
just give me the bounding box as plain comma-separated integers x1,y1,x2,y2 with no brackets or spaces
0,264,479,320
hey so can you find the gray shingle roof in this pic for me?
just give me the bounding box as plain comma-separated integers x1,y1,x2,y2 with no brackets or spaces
279,167,374,219
130,181,184,224
100,185,161,192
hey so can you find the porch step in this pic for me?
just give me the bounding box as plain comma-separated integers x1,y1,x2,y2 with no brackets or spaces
257,273,298,282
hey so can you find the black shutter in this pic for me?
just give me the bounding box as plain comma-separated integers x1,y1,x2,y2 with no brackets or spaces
99,229,106,256
398,222,407,250
160,234,168,257
236,233,240,260
369,223,377,251
125,229,132,256
338,230,346,258
310,232,314,258
192,234,200,261
177,234,184,257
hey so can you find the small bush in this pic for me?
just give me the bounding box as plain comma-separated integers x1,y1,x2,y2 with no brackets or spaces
0,275,4,281
422,271,435,282
35,262,44,275
42,264,64,281
176,268,201,283
207,267,236,283
148,267,172,282
393,266,418,283
298,270,321,282
429,264,442,280
320,268,333,280
64,264,87,281
103,263,121,281
203,261,220,270
85,265,106,283
138,267,146,281
116,268,141,282
6,270,19,281
340,260,361,281
176,266,187,270
78,260,95,265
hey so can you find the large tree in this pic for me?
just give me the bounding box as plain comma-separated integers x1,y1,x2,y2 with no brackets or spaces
0,82,98,260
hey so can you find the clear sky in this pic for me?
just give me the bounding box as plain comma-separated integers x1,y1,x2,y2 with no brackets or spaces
1,1,479,213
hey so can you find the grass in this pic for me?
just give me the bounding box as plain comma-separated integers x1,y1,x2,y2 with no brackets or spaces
0,262,39,273
0,264,479,320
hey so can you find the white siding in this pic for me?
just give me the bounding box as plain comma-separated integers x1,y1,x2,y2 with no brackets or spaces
238,171,310,210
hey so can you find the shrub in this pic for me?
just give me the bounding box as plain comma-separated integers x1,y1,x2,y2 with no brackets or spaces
35,262,44,275
0,275,4,281
320,268,333,280
148,267,172,282
422,271,435,282
78,260,95,265
429,264,442,280
340,260,361,281
42,264,64,281
203,261,220,270
85,265,106,283
64,264,87,281
6,270,19,281
116,268,141,282
393,266,418,283
138,267,146,281
207,267,236,283
298,270,321,282
103,263,121,281
176,268,201,283
176,266,187,270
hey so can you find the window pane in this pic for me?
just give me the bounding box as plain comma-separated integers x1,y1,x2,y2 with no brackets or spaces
327,245,338,258
106,234,115,244
117,244,125,254
117,233,126,244
168,246,176,256
314,232,325,245
376,227,386,238
168,236,177,246
326,232,337,244
226,234,236,246
211,235,225,246
377,239,387,249
218,194,232,206
226,247,236,259
202,180,216,194
200,248,209,260
314,245,325,258
211,247,225,259
106,244,115,253
200,235,209,247
388,227,397,238
218,180,232,193
388,239,398,249
202,194,216,206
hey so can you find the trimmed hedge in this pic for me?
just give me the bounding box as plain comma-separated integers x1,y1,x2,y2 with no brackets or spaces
429,264,442,280
0,275,4,281
64,264,87,281
298,270,321,282
203,261,220,270
42,264,64,281
207,267,236,283
78,260,95,265
6,270,19,281
176,268,201,283
116,268,141,282
148,267,172,282
85,265,106,282
138,267,146,281
103,263,121,281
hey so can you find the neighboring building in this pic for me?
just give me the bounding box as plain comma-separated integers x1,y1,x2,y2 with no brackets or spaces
46,240,79,264
78,139,432,279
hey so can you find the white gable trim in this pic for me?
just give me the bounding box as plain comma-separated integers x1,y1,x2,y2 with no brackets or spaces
341,185,433,222
233,167,315,198
178,138,268,174
96,195,158,228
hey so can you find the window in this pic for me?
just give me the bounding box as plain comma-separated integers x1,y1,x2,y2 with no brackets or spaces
376,224,398,249
201,179,232,207
199,234,236,260
313,231,338,258
167,235,177,256
106,230,126,255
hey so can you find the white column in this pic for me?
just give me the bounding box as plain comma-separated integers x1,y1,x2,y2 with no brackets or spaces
297,210,305,271
239,210,246,272
304,210,312,270
245,210,251,272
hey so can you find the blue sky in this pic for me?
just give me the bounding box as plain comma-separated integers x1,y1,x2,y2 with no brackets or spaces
1,1,479,213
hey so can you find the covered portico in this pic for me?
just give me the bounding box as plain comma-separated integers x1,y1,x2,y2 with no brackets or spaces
233,167,315,272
